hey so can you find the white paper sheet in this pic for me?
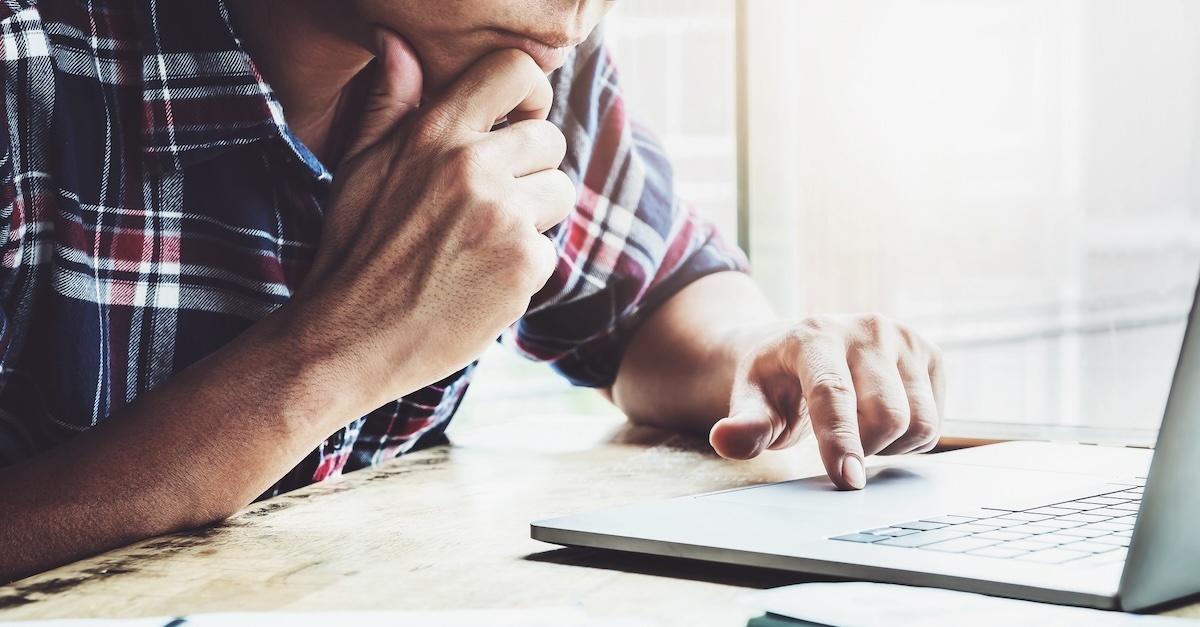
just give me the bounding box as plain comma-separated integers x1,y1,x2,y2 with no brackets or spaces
0,607,652,627
742,582,1195,626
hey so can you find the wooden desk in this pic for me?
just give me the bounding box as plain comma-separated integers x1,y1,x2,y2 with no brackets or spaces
1,414,1198,626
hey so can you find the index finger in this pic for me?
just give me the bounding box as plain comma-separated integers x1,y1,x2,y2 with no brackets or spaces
793,332,866,490
429,48,553,135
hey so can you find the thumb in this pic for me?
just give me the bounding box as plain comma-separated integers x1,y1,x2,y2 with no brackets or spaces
342,27,424,164
710,410,778,461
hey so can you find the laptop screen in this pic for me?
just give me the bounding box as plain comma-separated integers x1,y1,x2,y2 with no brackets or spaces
739,0,1200,445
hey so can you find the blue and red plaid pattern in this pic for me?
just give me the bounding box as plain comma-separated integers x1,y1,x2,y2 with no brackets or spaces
0,0,748,495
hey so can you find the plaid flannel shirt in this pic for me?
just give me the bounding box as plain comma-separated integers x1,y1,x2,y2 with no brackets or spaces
0,0,747,495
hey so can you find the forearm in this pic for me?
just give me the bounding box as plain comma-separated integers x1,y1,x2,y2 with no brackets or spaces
0,309,368,583
608,271,781,433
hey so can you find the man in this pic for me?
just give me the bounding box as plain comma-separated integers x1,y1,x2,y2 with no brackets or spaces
0,0,944,583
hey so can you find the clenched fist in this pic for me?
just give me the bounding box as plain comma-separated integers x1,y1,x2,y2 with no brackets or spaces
277,29,575,414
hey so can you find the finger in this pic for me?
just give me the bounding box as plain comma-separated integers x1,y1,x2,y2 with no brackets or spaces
879,359,941,455
849,350,910,456
476,119,567,177
523,232,561,295
509,168,576,232
343,27,424,163
795,333,866,490
710,410,779,461
711,347,806,459
930,346,947,421
766,393,813,451
429,49,553,135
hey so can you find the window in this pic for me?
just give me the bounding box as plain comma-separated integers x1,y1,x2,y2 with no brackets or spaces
744,0,1200,443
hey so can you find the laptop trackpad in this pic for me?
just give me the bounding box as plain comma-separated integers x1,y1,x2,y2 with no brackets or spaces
697,459,1102,518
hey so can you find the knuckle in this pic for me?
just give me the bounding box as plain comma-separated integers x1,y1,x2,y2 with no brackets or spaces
512,236,558,292
907,418,940,445
799,315,832,333
478,198,522,238
550,169,577,213
540,120,568,161
928,342,946,370
858,312,890,339
862,401,909,441
874,402,911,429
817,424,861,449
882,415,911,442
444,143,487,178
807,372,855,405
411,111,457,150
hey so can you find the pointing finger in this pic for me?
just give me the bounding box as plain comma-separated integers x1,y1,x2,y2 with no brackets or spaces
795,331,866,490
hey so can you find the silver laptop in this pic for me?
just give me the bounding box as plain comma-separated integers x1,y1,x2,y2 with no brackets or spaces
531,281,1200,612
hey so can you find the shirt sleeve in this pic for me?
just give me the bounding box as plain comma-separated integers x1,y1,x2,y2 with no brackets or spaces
502,24,751,388
0,7,21,371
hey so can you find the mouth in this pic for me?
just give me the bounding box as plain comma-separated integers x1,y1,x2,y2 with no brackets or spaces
488,28,584,72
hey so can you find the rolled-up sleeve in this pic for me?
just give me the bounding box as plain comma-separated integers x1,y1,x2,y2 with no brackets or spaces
503,25,750,388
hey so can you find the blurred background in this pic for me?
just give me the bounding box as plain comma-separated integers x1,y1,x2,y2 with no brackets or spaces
454,0,1200,446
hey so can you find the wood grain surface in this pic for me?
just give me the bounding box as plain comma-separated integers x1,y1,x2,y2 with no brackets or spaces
0,414,1197,626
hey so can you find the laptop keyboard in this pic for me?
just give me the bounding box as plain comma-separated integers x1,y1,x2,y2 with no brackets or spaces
831,479,1144,568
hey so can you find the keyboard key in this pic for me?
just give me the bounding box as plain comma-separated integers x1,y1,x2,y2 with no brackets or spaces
1025,507,1078,516
975,530,1030,541
1016,548,1090,564
877,529,970,548
1092,535,1131,547
1089,518,1132,528
1057,527,1110,539
997,512,1054,523
970,518,1026,529
989,485,1121,511
968,546,1030,559
1028,533,1086,545
1089,522,1134,532
1054,502,1105,511
832,533,888,543
1114,530,1133,538
1035,519,1086,530
1005,539,1058,551
920,516,978,525
893,521,947,531
1112,502,1141,512
951,523,999,534
1005,524,1057,535
1076,496,1129,506
950,509,1007,520
1062,541,1122,554
1059,513,1110,523
1089,507,1135,518
922,537,1002,554
866,528,919,537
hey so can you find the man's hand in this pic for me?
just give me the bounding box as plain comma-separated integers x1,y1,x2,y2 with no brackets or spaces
608,272,945,492
279,29,576,414
709,314,946,490
0,30,577,583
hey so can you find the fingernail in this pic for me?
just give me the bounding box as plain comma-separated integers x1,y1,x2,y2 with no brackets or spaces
841,455,866,490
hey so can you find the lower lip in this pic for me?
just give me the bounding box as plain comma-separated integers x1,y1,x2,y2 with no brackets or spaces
493,33,572,71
